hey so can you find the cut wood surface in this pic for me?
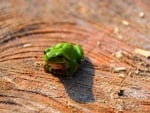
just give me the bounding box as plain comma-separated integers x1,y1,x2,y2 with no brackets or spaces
0,0,150,113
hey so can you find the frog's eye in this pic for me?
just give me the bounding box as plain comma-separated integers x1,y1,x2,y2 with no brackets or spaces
44,48,51,54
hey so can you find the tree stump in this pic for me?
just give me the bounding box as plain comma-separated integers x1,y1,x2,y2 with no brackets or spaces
0,1,150,113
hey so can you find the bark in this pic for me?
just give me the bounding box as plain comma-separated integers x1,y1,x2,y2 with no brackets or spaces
0,0,150,113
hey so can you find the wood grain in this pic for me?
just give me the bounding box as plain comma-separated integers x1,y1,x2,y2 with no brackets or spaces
0,0,150,113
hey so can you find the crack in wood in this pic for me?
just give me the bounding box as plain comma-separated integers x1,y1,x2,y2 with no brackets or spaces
0,26,89,45
0,100,22,106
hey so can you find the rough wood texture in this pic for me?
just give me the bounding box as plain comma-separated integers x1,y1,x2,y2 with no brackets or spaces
0,0,150,113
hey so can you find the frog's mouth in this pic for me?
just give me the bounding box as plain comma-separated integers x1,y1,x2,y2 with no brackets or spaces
44,63,67,76
48,63,66,70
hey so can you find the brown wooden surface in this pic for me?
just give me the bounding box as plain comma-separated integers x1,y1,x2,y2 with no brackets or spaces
0,0,150,113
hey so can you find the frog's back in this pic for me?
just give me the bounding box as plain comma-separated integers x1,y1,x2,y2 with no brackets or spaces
60,43,76,60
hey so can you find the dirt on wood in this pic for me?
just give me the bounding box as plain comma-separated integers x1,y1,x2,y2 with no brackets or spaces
0,0,150,113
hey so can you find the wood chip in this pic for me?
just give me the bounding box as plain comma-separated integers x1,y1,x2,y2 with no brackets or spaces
122,20,129,26
114,27,123,39
97,41,101,46
118,34,123,39
135,69,140,75
23,44,32,47
115,51,123,59
114,27,120,34
118,73,126,78
134,48,150,58
139,12,144,18
114,67,126,72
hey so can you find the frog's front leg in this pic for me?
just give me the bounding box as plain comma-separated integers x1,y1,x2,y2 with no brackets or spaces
44,57,67,73
44,64,52,72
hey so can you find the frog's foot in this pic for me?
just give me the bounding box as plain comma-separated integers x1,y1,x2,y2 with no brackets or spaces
44,64,52,73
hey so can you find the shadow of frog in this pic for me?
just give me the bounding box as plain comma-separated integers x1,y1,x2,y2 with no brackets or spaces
55,58,95,103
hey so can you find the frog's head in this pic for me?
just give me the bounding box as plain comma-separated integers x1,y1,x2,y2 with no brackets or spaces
44,48,65,63
44,48,51,62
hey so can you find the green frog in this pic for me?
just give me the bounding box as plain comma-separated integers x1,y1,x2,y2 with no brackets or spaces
44,42,84,76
